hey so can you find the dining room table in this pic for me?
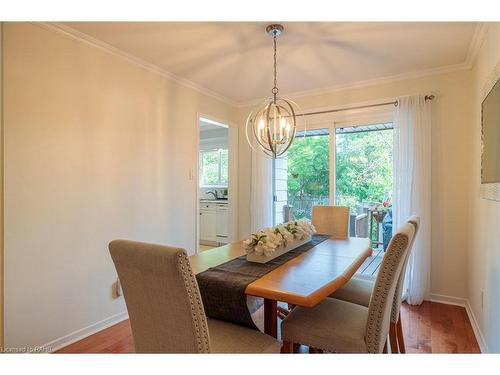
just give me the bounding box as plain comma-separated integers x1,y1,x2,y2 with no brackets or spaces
189,235,372,338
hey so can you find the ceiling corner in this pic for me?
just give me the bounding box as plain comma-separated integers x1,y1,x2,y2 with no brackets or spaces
465,22,490,69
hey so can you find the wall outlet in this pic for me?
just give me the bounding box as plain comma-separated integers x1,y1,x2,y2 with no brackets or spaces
112,279,122,299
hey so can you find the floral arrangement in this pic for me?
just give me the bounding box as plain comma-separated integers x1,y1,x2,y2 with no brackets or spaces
373,194,392,215
371,196,392,223
243,219,316,256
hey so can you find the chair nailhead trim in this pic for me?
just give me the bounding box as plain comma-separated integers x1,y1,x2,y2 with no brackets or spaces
365,234,408,353
178,251,210,353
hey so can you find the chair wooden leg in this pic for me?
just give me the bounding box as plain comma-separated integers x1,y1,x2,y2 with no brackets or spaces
383,339,388,353
389,323,399,353
282,340,293,353
396,314,406,354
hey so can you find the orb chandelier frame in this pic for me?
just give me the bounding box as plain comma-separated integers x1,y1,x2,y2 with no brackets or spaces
245,24,303,158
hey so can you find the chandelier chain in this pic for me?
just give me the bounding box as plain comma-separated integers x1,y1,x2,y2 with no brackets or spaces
245,24,301,159
272,35,279,102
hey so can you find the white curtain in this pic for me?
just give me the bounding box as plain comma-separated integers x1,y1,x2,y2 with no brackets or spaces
392,95,432,305
250,149,274,232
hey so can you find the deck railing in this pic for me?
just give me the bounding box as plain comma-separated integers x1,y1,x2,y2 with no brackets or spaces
287,196,329,220
285,196,392,250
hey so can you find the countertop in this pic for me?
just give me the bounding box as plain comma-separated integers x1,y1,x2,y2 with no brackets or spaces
200,199,229,204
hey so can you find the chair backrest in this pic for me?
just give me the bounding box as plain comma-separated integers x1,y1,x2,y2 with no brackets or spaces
311,205,349,239
354,213,369,238
108,240,210,353
390,215,421,323
365,222,415,353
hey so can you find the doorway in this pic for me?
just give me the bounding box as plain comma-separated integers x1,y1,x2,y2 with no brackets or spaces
196,116,237,253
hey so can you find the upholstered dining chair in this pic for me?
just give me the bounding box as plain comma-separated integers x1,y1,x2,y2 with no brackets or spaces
109,240,281,353
280,222,415,353
329,215,420,353
311,205,350,239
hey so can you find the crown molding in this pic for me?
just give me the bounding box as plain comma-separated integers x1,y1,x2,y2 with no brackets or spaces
34,21,489,109
236,62,469,108
237,22,489,108
465,22,489,68
35,22,237,107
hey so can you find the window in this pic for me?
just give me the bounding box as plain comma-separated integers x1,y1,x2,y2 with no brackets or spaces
200,149,228,187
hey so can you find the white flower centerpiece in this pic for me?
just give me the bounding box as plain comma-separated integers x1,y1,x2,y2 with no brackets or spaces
244,219,316,263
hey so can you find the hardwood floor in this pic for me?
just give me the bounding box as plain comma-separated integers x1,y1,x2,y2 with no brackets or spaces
56,301,480,354
402,302,480,353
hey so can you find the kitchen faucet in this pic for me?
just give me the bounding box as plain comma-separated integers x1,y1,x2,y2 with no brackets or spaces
205,190,218,199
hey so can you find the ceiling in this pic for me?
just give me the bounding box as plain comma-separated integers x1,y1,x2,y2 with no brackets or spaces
62,22,480,103
200,120,227,132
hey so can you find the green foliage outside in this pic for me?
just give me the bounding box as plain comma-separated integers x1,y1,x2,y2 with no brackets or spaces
335,129,393,211
287,134,330,219
287,135,330,199
200,149,228,186
286,129,393,217
220,149,228,184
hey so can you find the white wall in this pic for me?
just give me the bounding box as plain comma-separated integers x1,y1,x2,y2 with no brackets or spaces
3,23,236,348
237,69,474,301
468,23,500,353
0,22,4,349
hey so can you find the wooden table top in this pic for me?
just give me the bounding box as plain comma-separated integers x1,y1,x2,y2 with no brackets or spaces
189,236,372,308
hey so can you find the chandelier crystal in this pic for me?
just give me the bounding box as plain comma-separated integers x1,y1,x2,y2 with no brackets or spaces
245,24,302,158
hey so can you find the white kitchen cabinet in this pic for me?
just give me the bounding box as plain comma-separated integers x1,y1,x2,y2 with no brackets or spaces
216,203,229,244
200,201,229,245
200,203,217,243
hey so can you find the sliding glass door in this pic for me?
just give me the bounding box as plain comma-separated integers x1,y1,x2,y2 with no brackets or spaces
273,119,393,250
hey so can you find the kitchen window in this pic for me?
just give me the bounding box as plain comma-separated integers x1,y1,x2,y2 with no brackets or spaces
200,148,228,187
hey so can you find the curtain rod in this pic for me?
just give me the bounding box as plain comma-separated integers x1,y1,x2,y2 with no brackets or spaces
295,94,435,118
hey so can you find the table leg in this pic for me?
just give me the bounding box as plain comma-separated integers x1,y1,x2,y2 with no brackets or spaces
264,298,278,338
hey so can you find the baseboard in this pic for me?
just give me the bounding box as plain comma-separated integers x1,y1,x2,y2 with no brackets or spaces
464,300,488,353
429,293,468,307
43,310,129,353
429,293,488,353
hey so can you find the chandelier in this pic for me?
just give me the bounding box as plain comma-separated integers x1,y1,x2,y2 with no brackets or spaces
245,24,301,158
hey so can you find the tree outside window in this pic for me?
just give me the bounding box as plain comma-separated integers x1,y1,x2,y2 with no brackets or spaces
286,127,393,218
200,149,228,186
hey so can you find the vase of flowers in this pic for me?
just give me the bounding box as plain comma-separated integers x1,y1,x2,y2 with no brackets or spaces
244,219,316,263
